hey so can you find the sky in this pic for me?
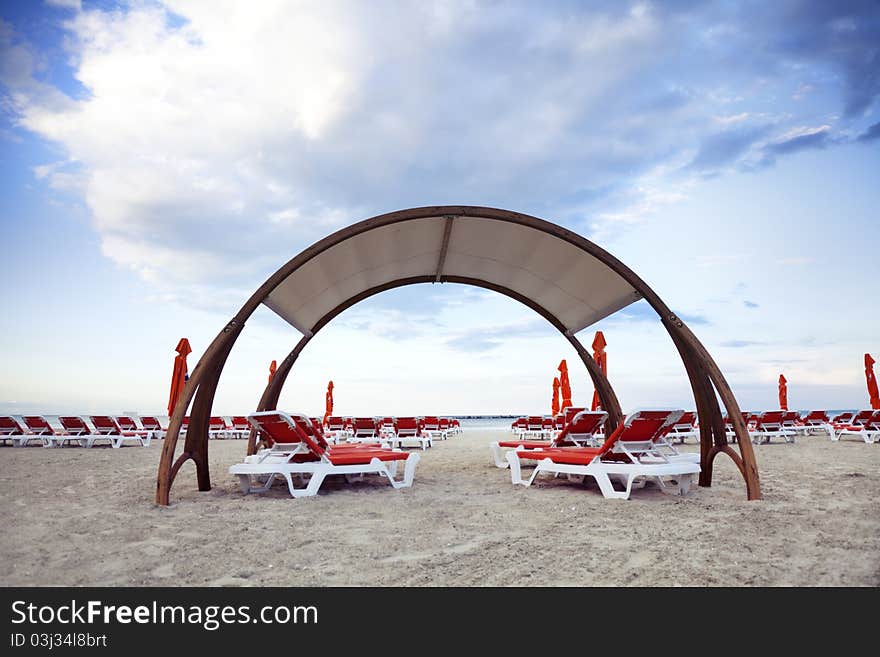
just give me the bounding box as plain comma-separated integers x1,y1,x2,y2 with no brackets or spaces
0,0,878,417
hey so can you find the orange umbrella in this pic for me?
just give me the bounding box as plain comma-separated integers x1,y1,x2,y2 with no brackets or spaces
778,374,788,410
557,360,572,411
268,359,277,383
551,377,560,416
866,354,880,410
590,331,607,411
167,338,192,416
322,380,334,425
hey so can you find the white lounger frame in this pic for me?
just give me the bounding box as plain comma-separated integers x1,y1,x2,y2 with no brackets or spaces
230,450,420,498
506,451,699,500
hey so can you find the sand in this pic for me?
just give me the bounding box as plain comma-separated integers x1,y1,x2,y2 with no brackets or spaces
0,429,878,587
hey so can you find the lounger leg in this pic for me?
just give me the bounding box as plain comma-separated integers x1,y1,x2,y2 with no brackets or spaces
591,472,631,500
506,451,527,485
385,453,420,489
490,442,509,468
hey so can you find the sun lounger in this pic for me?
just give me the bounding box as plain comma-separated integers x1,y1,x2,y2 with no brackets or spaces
666,411,698,444
422,416,448,440
490,411,608,468
139,416,166,440
386,416,432,450
833,410,880,444
208,416,231,439
23,415,84,447
347,417,384,445
89,415,151,448
750,410,796,444
224,416,248,439
57,416,110,448
0,415,49,447
506,410,700,499
229,411,420,498
799,410,833,437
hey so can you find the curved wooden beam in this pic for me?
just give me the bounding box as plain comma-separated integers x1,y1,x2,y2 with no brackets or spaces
156,206,760,504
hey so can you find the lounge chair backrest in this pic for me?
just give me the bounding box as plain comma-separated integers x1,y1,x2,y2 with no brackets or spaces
247,412,325,461
396,417,418,435
595,410,685,457
802,410,829,424
755,410,785,428
141,416,163,431
182,416,190,427
116,416,140,431
59,416,90,434
831,412,853,423
0,416,25,434
231,416,249,430
90,415,121,434
674,411,696,427
423,416,440,430
439,418,450,430
326,416,344,430
23,416,54,435
849,410,874,426
526,416,543,430
563,406,587,427
553,411,607,446
209,416,227,430
781,411,801,423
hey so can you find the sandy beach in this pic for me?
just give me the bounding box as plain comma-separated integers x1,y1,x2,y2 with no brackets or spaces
1,429,878,587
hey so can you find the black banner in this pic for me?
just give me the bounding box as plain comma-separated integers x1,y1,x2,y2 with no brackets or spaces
0,586,859,652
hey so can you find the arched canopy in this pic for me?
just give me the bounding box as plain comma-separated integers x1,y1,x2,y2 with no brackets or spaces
263,213,642,337
157,206,761,505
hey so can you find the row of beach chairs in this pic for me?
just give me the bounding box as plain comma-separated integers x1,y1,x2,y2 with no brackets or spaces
323,416,462,450
234,409,702,501
0,414,158,448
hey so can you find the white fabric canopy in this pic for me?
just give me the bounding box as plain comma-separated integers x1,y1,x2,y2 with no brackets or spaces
264,214,641,336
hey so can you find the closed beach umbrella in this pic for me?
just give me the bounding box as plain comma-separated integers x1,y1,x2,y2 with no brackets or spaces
591,331,607,411
778,374,788,410
557,360,572,411
167,338,192,416
866,354,880,410
551,377,560,416
323,380,334,425
268,359,277,383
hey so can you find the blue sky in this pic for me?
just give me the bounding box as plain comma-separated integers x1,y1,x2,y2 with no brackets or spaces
1,0,878,417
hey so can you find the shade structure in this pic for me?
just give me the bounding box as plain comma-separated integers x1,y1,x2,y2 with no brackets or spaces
590,331,607,411
264,212,641,337
551,377,560,416
167,338,192,417
268,359,277,383
778,374,788,410
557,360,572,411
323,380,334,425
866,354,880,410
156,206,762,505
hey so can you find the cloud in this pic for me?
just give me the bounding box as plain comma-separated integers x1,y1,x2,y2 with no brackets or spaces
721,339,765,348
445,319,555,353
1,0,877,311
857,121,880,142
45,0,81,10
687,124,771,173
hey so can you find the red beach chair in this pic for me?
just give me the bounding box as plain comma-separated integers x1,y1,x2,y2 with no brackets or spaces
229,411,420,498
506,410,700,499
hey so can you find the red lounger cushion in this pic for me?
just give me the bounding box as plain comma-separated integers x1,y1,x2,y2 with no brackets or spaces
327,450,409,465
498,440,551,449
515,447,602,465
